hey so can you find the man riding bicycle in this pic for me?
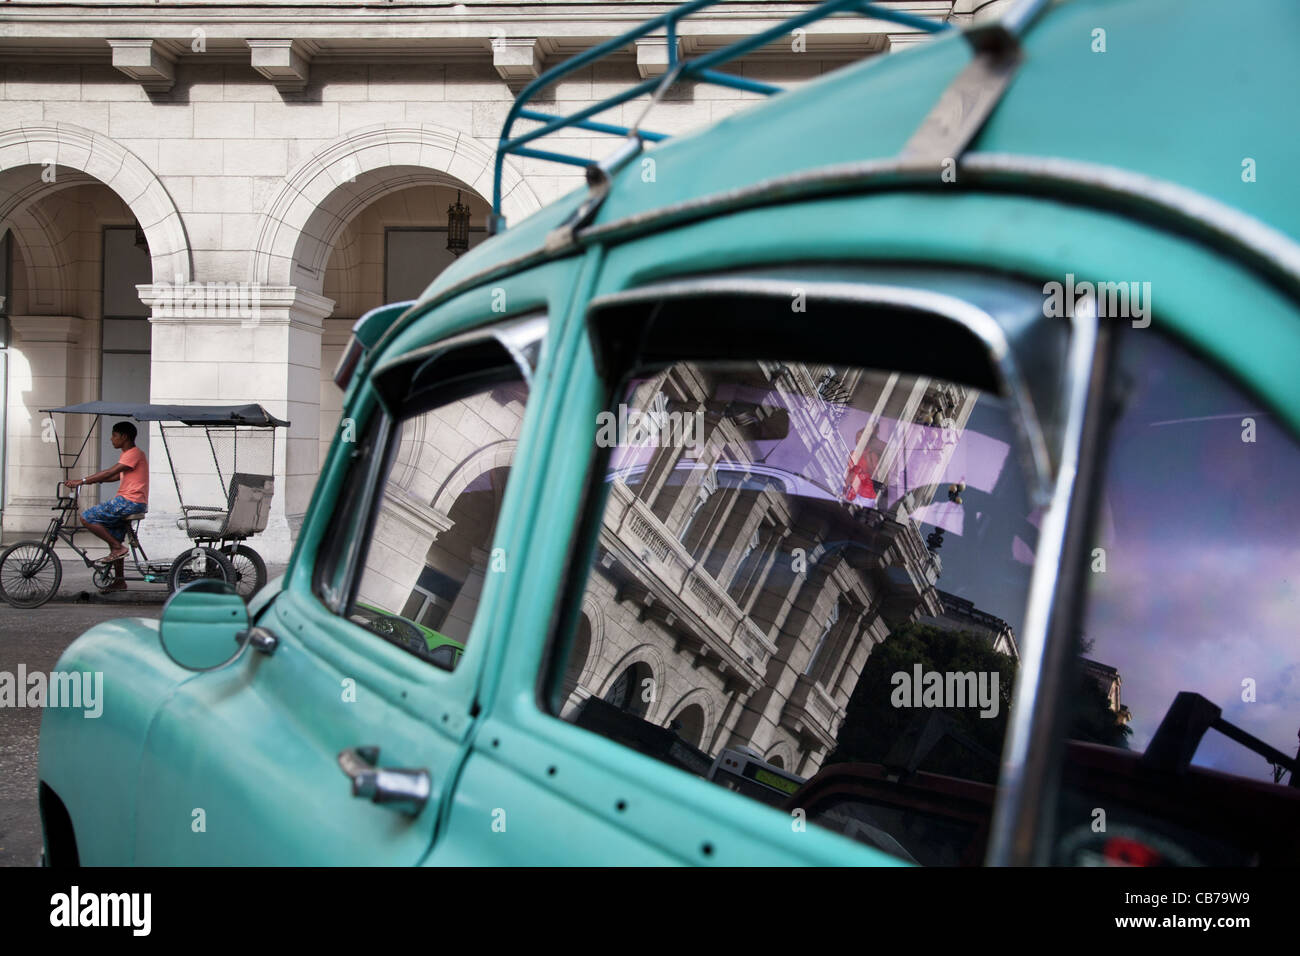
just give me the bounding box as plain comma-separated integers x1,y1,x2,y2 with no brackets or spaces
63,420,148,592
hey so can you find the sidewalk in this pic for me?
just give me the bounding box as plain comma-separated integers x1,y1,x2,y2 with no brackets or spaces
21,544,286,605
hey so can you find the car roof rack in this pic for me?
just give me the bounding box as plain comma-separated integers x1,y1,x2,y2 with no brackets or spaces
490,0,955,234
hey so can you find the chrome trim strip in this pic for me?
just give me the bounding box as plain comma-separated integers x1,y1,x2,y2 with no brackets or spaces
579,155,1300,300
589,275,1057,507
984,296,1102,866
372,311,549,392
330,407,392,616
967,154,1300,292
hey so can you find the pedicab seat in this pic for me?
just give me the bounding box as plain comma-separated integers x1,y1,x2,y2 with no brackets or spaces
176,509,226,537
176,473,274,539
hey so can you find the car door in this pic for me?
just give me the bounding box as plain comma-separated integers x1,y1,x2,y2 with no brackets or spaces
427,261,1093,866
132,310,549,864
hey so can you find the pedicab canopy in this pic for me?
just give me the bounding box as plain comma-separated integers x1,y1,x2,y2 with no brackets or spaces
41,403,288,535
41,402,289,427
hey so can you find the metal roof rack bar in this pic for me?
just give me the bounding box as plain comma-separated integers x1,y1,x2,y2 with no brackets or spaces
517,108,672,144
491,0,953,232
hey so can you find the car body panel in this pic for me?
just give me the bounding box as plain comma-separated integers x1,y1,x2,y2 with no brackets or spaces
132,586,467,864
37,618,184,864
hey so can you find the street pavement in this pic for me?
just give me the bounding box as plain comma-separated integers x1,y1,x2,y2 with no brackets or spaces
0,563,285,867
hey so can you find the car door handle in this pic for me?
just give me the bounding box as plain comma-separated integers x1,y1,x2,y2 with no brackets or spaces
234,625,278,656
337,746,431,817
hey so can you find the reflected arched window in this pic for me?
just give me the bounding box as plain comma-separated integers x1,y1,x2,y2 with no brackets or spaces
678,464,719,543
604,662,652,718
804,601,841,678
670,704,706,749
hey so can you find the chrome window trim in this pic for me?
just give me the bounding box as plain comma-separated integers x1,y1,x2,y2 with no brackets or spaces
580,156,1300,301
984,299,1102,867
588,276,1056,506
321,407,393,616
586,274,1102,866
371,310,548,396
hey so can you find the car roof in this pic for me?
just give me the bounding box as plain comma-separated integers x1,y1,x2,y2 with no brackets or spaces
414,0,1300,308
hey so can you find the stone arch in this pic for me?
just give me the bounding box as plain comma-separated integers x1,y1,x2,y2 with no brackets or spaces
4,197,79,315
556,597,608,718
764,741,796,770
573,593,607,690
599,643,669,724
321,214,366,314
250,123,543,294
665,687,718,749
0,124,190,284
430,439,518,517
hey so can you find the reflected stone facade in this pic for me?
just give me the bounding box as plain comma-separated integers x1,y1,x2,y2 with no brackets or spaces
356,382,527,644
554,360,1004,779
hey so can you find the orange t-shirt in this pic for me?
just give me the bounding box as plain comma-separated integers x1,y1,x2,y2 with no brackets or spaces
117,446,149,504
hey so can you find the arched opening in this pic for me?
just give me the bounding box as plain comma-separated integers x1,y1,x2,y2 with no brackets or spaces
669,703,706,749
604,661,653,719
402,463,511,644
767,754,785,769
0,178,165,535
314,178,492,468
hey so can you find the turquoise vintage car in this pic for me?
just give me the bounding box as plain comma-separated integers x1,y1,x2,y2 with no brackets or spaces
38,0,1300,867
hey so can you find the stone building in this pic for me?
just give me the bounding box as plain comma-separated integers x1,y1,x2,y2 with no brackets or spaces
919,589,1019,659
556,361,998,779
0,1,1008,560
1081,657,1129,725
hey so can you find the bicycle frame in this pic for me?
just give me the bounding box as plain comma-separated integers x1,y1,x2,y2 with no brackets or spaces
44,484,168,584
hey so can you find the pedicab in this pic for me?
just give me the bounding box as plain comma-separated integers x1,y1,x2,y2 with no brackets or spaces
0,402,287,608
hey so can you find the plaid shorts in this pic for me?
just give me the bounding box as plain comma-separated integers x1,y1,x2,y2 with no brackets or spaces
82,495,148,542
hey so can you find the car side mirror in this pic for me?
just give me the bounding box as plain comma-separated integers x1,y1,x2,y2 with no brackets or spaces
160,578,252,671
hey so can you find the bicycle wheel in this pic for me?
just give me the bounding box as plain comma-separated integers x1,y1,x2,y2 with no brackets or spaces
0,540,63,609
225,544,267,601
167,546,235,594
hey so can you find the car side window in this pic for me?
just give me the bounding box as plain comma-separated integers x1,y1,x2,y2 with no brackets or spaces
1054,330,1300,866
342,375,529,671
550,358,1045,865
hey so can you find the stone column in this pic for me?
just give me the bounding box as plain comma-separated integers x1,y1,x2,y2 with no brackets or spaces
138,283,333,564
3,316,88,538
